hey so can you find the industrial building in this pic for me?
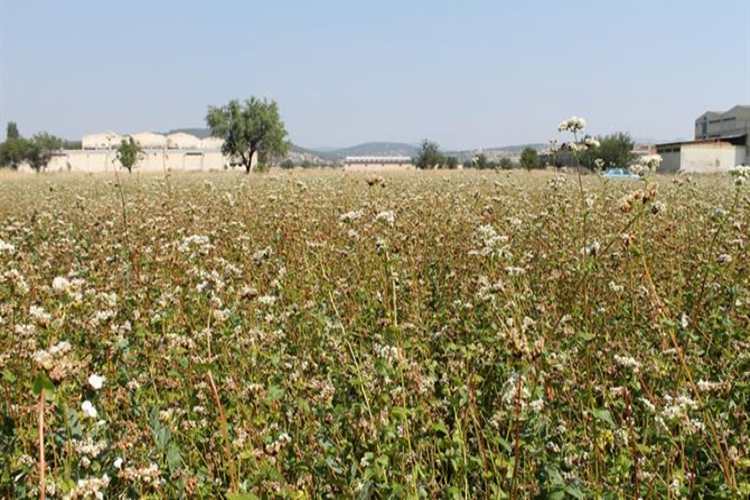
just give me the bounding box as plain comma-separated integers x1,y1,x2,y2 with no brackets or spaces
342,156,414,172
657,105,749,173
37,132,256,174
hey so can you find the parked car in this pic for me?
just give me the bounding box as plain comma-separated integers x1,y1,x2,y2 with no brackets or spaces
602,167,640,180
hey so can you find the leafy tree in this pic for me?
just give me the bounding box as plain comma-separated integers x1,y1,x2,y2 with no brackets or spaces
595,132,636,169
0,121,29,170
498,157,515,170
25,133,63,173
0,139,29,169
472,153,490,170
577,132,635,170
444,156,459,169
414,140,445,170
520,147,539,170
6,122,20,140
206,97,290,174
280,158,295,169
115,137,144,173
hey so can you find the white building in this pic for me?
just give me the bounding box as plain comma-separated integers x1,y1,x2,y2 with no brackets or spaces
33,131,249,174
342,156,414,172
657,106,749,173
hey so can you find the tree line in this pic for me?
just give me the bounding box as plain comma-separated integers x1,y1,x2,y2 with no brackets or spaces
1,97,636,174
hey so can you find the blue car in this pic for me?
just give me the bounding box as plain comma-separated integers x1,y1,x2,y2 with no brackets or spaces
602,167,640,180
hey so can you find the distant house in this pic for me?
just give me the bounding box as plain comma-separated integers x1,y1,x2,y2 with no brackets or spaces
342,156,413,172
657,105,749,173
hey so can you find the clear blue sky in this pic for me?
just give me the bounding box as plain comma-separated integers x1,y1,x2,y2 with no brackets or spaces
1,0,749,149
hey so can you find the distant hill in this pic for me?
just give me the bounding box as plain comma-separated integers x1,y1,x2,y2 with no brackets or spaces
162,127,214,139
161,129,548,163
321,142,421,159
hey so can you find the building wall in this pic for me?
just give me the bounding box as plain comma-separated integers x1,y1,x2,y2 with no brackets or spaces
678,144,745,174
342,162,414,172
658,150,681,173
29,149,254,174
694,106,750,163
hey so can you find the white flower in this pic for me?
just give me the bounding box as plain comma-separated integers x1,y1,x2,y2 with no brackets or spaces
0,239,16,254
113,457,123,469
730,165,750,185
88,374,105,390
614,354,641,372
558,116,587,133
375,211,395,227
584,137,601,148
340,210,363,223
81,400,98,419
52,276,72,294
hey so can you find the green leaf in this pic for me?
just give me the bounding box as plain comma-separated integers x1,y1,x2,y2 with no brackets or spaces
592,408,615,428
226,493,260,500
565,486,585,499
32,373,55,398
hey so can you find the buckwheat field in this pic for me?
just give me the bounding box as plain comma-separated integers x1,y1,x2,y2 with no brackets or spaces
1,168,749,499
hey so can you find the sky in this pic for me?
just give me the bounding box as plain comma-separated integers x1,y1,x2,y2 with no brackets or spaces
1,0,749,150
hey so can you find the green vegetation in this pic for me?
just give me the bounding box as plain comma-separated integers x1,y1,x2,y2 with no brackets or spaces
1,167,748,497
413,139,444,170
519,147,539,170
579,132,636,170
0,123,64,172
206,98,290,174
25,133,64,173
115,137,144,174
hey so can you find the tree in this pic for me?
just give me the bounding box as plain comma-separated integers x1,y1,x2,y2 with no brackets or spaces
206,97,290,174
280,158,295,169
414,140,445,170
25,133,63,173
472,153,490,170
0,122,28,170
520,147,539,170
115,137,144,173
498,157,515,170
444,156,459,169
595,132,636,169
6,122,20,140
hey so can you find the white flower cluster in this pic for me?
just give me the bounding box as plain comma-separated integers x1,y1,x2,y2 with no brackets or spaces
29,305,52,326
374,343,401,364
629,155,662,176
73,437,108,458
252,246,274,264
88,373,105,390
614,354,641,372
177,235,213,255
659,394,702,434
81,400,98,419
584,137,601,148
63,474,110,500
500,372,530,410
0,239,16,254
469,225,511,259
375,210,395,227
730,165,750,185
2,269,29,294
119,462,161,485
33,341,72,370
52,276,72,294
558,116,587,133
339,210,364,223
265,432,291,455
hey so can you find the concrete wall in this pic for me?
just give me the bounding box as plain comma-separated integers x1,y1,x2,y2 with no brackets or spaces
20,149,256,174
679,143,745,174
658,150,681,173
342,162,415,172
